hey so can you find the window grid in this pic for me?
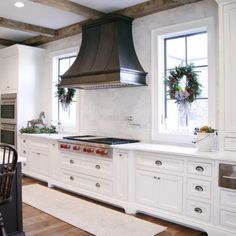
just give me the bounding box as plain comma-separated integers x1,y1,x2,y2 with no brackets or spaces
163,31,208,122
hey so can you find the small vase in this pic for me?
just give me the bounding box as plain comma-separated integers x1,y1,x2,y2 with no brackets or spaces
195,133,214,152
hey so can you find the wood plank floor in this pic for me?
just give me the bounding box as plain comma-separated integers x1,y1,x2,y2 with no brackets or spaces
22,176,207,236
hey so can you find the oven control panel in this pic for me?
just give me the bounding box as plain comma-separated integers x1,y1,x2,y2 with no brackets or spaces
58,142,112,158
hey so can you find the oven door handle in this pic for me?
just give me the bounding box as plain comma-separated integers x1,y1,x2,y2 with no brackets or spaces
222,175,236,180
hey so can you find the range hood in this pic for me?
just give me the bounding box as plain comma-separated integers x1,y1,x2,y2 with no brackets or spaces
61,14,147,90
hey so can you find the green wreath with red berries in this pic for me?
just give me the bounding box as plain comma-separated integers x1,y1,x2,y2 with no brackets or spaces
56,79,76,106
165,64,202,104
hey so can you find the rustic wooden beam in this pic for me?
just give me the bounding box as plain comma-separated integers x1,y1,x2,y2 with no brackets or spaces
22,0,203,46
117,0,202,19
0,17,56,37
0,38,19,46
30,0,104,19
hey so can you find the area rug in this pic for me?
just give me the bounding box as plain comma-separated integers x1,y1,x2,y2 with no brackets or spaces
22,184,166,236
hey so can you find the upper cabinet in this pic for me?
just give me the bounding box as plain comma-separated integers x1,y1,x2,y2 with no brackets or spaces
218,0,236,150
0,45,45,129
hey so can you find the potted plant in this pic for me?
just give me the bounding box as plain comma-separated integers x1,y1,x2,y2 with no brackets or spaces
193,126,218,152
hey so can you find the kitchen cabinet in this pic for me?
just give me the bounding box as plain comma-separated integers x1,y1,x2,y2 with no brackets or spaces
0,45,45,131
113,151,129,201
136,169,183,213
218,0,236,150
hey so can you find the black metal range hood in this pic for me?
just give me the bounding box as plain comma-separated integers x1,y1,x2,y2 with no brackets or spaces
61,14,147,90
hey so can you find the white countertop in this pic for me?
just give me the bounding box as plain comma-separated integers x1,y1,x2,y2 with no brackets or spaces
18,133,66,140
112,142,236,162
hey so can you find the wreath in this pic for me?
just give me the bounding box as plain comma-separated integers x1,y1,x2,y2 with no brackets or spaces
165,64,202,104
56,79,76,107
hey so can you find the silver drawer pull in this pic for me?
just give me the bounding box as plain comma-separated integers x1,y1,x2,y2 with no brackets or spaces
36,152,40,155
70,176,74,181
194,207,203,214
155,160,162,166
223,175,236,180
95,183,100,188
23,163,26,166
195,185,203,192
70,159,74,164
23,150,26,154
196,166,204,172
23,140,26,143
95,165,101,169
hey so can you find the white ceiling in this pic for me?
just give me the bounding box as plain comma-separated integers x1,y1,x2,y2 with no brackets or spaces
0,0,149,43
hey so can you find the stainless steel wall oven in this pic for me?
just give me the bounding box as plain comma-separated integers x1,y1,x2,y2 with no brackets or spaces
0,123,16,147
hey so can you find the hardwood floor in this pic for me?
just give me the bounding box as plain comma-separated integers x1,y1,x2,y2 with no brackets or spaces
22,176,207,236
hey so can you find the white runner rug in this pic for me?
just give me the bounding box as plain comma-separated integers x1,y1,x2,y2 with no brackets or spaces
22,184,166,236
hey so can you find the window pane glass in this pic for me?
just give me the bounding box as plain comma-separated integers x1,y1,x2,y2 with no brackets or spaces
70,57,76,65
166,37,186,69
196,66,208,98
59,58,70,75
187,33,207,66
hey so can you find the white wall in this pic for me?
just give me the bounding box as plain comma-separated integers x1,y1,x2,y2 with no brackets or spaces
41,0,218,141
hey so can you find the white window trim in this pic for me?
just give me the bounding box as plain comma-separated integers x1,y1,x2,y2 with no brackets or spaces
49,47,83,133
151,17,216,145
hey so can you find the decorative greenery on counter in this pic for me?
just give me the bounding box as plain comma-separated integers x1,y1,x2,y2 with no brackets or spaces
19,125,58,134
194,125,217,134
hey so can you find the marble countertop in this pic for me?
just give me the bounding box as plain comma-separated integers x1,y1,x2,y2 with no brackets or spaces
18,133,66,140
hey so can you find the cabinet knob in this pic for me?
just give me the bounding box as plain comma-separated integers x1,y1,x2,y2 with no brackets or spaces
95,183,100,188
23,150,26,154
23,163,26,166
70,159,74,164
23,140,26,143
7,86,10,89
195,185,203,192
196,166,204,172
95,165,101,170
36,152,40,155
70,176,74,181
194,207,203,214
155,160,162,166
119,154,123,157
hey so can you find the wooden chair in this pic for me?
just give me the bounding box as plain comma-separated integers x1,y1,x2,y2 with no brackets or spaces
0,144,18,236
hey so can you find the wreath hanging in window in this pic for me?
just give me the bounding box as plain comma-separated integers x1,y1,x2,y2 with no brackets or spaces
56,79,76,108
165,64,202,104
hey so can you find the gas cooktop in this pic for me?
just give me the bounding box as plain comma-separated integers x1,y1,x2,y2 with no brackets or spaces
62,135,139,145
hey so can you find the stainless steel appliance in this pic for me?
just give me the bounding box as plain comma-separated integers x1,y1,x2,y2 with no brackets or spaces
58,135,139,158
219,163,236,190
0,123,17,147
0,93,17,124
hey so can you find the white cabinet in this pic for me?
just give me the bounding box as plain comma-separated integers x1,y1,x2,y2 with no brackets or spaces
218,0,236,150
113,152,128,201
135,152,183,214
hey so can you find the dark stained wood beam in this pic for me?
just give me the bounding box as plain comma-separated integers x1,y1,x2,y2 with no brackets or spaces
22,0,203,46
118,0,203,19
0,17,56,37
0,38,19,46
30,0,104,19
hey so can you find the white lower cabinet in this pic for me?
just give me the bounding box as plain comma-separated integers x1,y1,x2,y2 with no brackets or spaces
136,169,183,214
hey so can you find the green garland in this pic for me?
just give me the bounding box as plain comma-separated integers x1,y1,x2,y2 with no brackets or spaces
165,64,202,104
56,79,76,106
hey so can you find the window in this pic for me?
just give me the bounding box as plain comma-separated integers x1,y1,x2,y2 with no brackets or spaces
151,18,216,143
52,54,77,130
163,32,208,133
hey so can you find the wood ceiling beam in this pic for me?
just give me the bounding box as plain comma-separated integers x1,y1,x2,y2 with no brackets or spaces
0,17,56,37
30,0,104,19
22,0,203,46
0,38,19,46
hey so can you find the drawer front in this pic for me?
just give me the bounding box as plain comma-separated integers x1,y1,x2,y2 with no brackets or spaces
186,200,211,222
187,178,212,200
220,210,236,230
61,155,113,179
18,147,28,157
18,137,28,146
187,161,212,177
31,141,49,150
220,189,236,208
61,170,113,196
136,153,184,172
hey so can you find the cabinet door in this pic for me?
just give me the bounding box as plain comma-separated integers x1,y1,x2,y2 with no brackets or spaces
156,173,183,214
113,152,128,201
224,3,236,132
136,170,158,207
30,150,49,176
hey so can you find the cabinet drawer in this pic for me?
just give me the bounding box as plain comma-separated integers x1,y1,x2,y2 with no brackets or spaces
31,141,49,151
186,200,211,222
18,148,28,157
220,210,236,230
220,189,236,208
61,170,113,196
187,178,212,200
136,153,184,172
18,138,28,146
187,161,212,177
61,155,112,179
